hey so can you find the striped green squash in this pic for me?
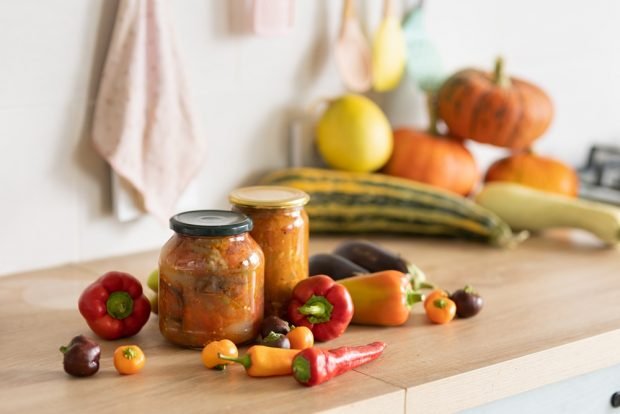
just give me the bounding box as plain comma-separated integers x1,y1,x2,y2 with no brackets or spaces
260,168,523,247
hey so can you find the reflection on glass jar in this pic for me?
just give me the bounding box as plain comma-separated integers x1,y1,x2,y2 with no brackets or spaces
158,210,264,348
229,186,309,318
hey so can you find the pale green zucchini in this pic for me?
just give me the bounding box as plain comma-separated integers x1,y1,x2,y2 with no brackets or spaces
476,182,620,246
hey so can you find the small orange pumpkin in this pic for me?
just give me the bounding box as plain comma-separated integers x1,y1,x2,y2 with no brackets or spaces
437,57,553,150
484,151,579,197
383,127,479,196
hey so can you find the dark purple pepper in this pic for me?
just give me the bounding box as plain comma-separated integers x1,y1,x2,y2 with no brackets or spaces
260,332,291,349
60,335,100,377
259,315,291,338
450,285,484,318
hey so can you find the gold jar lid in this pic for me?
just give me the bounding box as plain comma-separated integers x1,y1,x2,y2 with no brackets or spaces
229,186,310,209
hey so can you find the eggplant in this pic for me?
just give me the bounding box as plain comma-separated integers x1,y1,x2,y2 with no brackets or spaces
333,240,411,272
309,253,368,280
333,240,433,290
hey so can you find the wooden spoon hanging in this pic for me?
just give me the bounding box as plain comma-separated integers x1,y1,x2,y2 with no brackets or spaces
335,0,372,92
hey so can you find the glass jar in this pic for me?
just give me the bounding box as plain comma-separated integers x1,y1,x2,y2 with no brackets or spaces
158,210,264,348
229,186,309,318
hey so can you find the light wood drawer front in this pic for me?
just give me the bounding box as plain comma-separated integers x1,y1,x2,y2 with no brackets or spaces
461,364,620,414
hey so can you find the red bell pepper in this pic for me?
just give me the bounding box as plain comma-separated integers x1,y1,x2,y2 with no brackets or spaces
287,275,353,342
78,271,151,340
292,341,387,386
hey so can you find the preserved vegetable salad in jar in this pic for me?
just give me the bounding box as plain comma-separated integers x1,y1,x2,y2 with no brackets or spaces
159,210,264,347
229,186,309,318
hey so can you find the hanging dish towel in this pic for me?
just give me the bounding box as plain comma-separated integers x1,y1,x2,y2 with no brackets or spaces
92,0,205,222
252,0,295,36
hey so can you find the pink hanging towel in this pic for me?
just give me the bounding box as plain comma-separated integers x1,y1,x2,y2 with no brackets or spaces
92,0,205,222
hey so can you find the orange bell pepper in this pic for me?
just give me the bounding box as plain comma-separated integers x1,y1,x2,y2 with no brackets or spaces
338,270,420,326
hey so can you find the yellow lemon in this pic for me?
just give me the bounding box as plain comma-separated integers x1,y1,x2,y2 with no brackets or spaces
316,94,393,172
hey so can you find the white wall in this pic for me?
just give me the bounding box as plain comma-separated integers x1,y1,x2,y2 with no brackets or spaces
1,0,618,276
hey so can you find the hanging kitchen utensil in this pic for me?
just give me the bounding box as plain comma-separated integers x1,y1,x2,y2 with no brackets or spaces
402,0,444,93
335,0,372,92
371,0,407,92
252,0,295,36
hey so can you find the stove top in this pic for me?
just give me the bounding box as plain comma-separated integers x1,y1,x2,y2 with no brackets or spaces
578,145,620,205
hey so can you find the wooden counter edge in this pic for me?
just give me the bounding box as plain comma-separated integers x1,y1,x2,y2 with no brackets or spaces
405,329,620,413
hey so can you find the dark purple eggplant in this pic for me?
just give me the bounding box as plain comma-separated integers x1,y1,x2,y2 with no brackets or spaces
309,253,368,280
333,240,413,274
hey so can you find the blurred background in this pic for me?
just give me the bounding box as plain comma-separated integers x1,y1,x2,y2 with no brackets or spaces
1,0,618,275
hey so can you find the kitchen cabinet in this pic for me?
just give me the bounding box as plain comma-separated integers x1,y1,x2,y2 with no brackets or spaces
1,233,619,413
462,363,620,414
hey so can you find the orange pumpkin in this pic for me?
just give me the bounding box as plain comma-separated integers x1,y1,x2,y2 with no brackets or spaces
383,127,479,196
484,152,579,197
437,57,553,150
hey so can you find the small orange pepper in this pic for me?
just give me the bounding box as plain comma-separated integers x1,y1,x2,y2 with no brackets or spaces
286,326,314,350
200,339,239,370
113,345,146,375
201,339,238,370
425,297,456,324
423,289,448,308
218,345,300,377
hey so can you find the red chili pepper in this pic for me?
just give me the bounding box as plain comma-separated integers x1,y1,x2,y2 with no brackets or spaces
78,271,151,340
292,341,387,386
287,275,353,342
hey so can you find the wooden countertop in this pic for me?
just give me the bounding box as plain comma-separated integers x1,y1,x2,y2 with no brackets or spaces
2,233,619,413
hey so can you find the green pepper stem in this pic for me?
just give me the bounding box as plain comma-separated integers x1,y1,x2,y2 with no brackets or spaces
297,295,333,324
408,264,435,290
123,347,137,360
218,353,251,369
263,331,283,342
407,290,424,307
106,291,134,320
292,355,311,383
59,346,68,354
433,298,448,309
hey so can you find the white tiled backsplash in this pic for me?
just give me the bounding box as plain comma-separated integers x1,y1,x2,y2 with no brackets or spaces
1,0,619,276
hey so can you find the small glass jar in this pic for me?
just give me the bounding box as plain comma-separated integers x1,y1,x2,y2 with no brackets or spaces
229,186,309,318
158,210,264,348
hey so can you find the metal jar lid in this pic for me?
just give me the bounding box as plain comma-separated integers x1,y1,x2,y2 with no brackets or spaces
170,210,253,237
229,186,310,209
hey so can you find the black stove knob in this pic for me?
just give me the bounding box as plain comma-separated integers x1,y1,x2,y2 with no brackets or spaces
611,391,620,408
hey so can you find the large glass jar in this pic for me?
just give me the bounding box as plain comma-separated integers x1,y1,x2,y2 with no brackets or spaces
229,186,309,318
158,210,264,348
